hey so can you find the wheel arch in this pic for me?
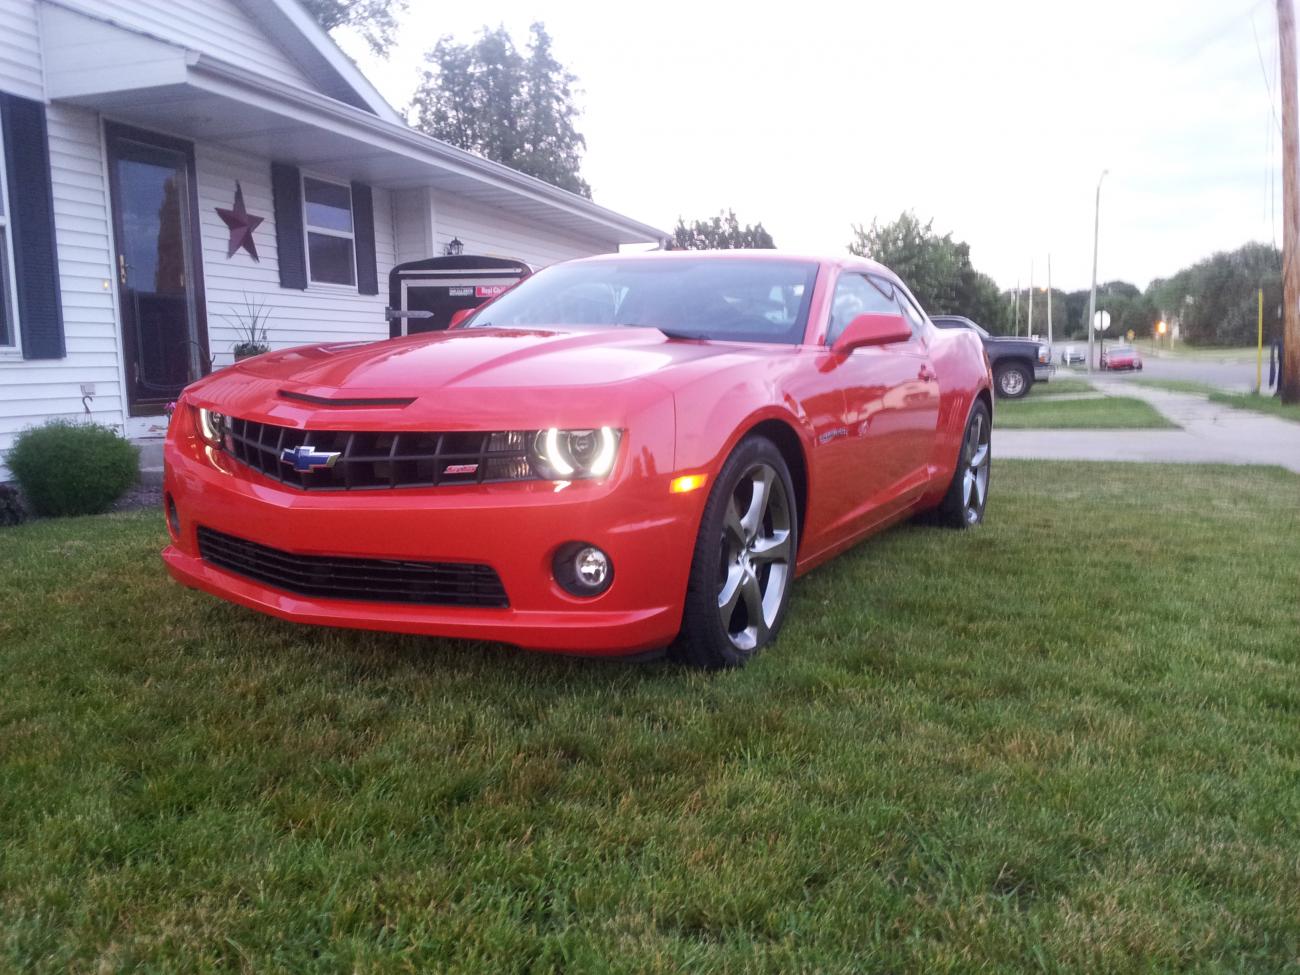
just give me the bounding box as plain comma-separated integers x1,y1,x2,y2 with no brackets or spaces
740,417,809,547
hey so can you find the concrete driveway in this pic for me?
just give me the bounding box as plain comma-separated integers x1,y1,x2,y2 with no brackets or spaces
996,381,1300,473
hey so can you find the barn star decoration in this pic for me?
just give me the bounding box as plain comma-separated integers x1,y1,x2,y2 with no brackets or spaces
216,182,264,261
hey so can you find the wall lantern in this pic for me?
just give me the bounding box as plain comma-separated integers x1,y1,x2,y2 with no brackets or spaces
444,237,464,256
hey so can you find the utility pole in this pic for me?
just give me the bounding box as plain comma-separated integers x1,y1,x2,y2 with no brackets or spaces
1087,169,1109,374
1028,259,1034,338
1047,254,1053,352
1014,280,1020,336
1280,0,1300,401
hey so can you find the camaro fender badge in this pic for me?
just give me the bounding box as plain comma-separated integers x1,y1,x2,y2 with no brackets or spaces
280,444,342,472
818,426,849,446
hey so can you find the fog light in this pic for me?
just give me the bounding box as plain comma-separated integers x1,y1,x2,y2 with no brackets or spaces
165,493,180,539
553,542,613,597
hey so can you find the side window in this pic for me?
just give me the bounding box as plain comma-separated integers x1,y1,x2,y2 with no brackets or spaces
827,272,897,344
302,176,356,287
894,287,928,338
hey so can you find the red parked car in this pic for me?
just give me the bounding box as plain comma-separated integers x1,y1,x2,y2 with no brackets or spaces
1100,344,1143,371
162,252,993,668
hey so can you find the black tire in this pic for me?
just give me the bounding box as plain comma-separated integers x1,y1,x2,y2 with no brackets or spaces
934,399,992,529
994,363,1031,399
672,436,799,670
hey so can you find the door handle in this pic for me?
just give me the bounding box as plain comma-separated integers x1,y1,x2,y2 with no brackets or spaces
118,253,128,286
918,365,937,382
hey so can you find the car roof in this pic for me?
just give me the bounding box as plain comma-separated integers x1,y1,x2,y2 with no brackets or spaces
566,248,897,278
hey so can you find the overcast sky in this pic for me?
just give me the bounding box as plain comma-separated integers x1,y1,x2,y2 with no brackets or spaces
336,0,1279,291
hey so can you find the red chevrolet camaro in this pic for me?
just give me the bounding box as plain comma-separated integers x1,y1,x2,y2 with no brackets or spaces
162,252,993,668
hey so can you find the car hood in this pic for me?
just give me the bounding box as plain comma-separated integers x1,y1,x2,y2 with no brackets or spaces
186,326,765,428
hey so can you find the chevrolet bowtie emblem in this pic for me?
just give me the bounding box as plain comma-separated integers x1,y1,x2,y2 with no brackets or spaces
280,444,341,472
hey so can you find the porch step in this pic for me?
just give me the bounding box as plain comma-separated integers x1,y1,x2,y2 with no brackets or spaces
133,438,164,488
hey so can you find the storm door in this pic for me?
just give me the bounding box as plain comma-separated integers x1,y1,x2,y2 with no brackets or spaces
105,123,208,414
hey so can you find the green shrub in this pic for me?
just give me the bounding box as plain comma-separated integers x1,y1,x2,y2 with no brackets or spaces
6,420,138,517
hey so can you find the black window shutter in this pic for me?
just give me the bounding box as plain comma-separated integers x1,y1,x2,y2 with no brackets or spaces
270,162,307,290
351,181,378,295
0,93,65,360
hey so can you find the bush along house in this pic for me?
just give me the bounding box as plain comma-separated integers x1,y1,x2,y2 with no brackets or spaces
0,0,664,477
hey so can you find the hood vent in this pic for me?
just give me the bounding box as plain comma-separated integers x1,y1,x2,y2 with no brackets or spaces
278,390,415,408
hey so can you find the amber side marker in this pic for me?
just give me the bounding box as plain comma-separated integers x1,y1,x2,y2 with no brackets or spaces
669,473,708,494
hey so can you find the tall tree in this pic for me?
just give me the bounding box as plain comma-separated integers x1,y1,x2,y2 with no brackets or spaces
301,0,407,56
1147,244,1282,346
670,210,775,250
410,24,591,198
849,211,1005,327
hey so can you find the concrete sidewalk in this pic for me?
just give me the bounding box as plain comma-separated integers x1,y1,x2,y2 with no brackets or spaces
997,381,1300,473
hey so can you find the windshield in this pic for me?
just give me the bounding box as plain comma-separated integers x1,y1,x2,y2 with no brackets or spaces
465,257,820,344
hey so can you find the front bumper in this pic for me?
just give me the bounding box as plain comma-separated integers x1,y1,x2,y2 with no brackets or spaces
1035,364,1055,382
162,438,700,655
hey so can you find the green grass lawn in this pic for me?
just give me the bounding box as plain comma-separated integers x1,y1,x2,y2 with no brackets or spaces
1134,341,1261,363
995,395,1176,429
1130,379,1300,424
2,462,1299,972
1030,378,1095,396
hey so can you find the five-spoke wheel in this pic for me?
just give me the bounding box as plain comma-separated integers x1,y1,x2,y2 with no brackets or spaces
675,436,798,669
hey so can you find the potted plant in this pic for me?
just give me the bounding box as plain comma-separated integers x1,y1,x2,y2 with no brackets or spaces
225,294,271,360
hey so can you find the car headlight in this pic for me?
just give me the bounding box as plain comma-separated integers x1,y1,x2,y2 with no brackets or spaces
528,427,621,480
195,406,227,446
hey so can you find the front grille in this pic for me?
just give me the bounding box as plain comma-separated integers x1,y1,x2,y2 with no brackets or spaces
197,526,509,608
222,417,537,491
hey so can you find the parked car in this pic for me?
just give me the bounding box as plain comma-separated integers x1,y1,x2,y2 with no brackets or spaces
1060,345,1085,366
931,315,1052,398
163,252,993,669
1100,344,1143,371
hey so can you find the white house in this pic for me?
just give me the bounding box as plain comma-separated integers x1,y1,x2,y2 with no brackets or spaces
0,0,664,475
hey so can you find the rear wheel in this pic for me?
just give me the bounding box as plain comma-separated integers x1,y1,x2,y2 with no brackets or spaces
934,399,991,529
994,363,1031,398
672,437,798,670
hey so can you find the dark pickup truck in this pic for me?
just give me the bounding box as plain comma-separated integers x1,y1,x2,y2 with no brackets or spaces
931,315,1053,398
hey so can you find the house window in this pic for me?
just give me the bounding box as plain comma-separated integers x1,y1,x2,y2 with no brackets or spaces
302,176,355,287
0,122,17,350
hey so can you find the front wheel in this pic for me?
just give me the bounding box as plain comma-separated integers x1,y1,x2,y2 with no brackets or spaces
934,399,991,529
672,436,798,670
994,363,1031,398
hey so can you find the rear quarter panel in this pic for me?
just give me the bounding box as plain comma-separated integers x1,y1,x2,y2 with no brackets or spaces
921,327,992,507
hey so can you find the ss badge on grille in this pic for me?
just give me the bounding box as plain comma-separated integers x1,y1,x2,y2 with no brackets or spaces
280,444,341,472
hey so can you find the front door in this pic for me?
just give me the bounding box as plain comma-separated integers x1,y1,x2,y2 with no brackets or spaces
105,123,208,415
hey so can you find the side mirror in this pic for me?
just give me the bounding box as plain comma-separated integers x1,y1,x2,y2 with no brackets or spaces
832,313,912,354
448,308,475,329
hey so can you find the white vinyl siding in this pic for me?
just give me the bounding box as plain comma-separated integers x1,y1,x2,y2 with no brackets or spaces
196,143,395,368
0,103,127,467
0,0,43,100
431,191,620,269
91,0,315,91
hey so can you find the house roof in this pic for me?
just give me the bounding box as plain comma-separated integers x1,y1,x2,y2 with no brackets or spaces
38,1,667,245
231,0,403,124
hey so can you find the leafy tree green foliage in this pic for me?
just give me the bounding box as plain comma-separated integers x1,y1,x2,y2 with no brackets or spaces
300,0,407,56
1002,288,1070,338
410,24,591,198
8,421,138,517
848,212,1007,329
670,210,775,250
1147,243,1281,346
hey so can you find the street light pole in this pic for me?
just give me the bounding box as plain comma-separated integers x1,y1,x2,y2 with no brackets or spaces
1086,169,1109,374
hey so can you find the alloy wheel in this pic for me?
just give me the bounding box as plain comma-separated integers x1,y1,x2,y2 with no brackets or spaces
962,411,991,524
716,463,792,651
